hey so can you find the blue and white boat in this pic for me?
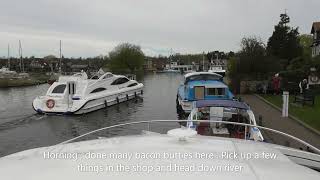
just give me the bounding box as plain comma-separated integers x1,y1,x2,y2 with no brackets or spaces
186,99,264,141
176,72,234,113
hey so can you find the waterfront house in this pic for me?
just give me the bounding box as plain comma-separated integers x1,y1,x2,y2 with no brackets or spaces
311,22,320,58
143,58,155,71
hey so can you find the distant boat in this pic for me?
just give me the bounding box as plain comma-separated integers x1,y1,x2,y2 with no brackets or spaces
0,67,17,78
0,67,29,79
161,62,194,73
208,65,226,77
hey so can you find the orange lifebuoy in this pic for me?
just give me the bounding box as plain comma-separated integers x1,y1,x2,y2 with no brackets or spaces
46,99,55,109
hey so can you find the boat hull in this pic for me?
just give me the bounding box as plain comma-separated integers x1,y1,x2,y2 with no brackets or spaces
73,89,143,114
176,95,193,114
32,85,143,115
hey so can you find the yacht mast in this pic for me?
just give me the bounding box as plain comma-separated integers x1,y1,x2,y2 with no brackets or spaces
169,48,173,69
202,52,205,71
19,40,24,72
7,44,10,69
59,40,62,73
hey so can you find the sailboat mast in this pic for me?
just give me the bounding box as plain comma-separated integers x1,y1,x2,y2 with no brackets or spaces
169,48,173,69
59,40,62,73
202,52,204,71
18,40,24,72
7,44,10,69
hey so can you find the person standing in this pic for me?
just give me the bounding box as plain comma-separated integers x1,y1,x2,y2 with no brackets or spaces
272,73,281,95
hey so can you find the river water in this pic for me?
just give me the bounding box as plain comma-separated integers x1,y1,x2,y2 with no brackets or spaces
0,73,184,157
1,73,318,157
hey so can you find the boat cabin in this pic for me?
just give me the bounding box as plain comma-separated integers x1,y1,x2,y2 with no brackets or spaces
49,72,135,98
181,72,233,100
177,72,234,113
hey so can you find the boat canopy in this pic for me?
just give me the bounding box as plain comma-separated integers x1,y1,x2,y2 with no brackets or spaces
195,99,250,110
184,72,223,84
188,80,228,88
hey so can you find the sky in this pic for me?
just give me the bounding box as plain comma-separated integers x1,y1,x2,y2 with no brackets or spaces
0,0,319,58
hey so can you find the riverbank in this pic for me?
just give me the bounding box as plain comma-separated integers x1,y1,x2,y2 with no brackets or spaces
0,73,50,88
258,94,320,132
241,95,320,150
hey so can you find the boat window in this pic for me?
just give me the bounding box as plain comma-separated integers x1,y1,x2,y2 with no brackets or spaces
103,74,113,79
90,88,107,93
207,88,216,95
127,83,138,87
111,77,130,85
72,83,76,94
52,84,66,94
91,75,99,79
206,88,225,96
217,88,225,95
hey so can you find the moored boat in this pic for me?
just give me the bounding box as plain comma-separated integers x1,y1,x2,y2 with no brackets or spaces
32,71,144,115
177,72,234,113
161,62,194,73
208,65,226,77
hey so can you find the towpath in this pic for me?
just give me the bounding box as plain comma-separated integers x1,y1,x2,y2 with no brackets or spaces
241,95,320,151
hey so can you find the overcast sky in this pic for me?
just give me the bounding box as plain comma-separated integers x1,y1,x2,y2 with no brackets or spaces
0,0,319,58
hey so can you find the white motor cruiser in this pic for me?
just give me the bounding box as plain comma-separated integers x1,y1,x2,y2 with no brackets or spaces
32,71,144,115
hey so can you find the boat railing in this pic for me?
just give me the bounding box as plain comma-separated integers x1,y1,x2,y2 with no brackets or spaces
124,74,136,80
58,120,320,155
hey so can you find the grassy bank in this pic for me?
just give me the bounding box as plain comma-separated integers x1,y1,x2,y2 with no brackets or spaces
0,74,50,88
260,94,320,131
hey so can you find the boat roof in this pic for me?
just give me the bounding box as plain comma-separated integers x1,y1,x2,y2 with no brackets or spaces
188,80,228,88
208,69,226,73
195,99,250,110
1,134,319,179
184,71,222,78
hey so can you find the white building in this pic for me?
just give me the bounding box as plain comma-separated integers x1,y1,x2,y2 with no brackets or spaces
311,22,320,58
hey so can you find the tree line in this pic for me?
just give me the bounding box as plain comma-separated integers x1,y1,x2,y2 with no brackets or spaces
228,13,318,84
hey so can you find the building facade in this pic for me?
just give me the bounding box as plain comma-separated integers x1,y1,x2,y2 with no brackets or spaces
311,22,320,58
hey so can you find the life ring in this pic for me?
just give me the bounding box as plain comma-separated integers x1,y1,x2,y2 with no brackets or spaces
46,99,55,109
310,75,319,83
